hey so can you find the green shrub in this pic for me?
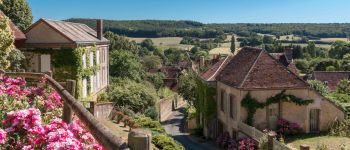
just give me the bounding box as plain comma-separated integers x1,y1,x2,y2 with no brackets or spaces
97,92,108,102
145,107,159,120
329,119,350,137
133,115,165,134
153,134,184,150
157,87,174,99
108,79,158,113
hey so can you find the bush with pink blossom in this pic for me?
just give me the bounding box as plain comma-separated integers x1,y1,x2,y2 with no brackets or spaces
277,118,302,135
0,76,103,149
238,138,257,150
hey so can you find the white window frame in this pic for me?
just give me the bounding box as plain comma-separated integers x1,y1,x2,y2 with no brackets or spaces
82,53,86,69
82,78,87,97
89,51,94,67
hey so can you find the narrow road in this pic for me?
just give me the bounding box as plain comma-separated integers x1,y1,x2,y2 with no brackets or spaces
162,107,219,150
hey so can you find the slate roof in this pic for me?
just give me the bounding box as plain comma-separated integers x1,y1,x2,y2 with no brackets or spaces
25,19,108,44
311,71,350,91
216,47,309,89
200,56,231,81
0,11,26,40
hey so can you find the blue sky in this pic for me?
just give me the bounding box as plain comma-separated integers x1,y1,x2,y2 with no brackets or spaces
28,0,350,23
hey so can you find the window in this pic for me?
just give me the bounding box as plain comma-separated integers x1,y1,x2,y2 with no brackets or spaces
89,52,94,67
82,78,87,97
230,94,236,119
82,53,86,69
220,90,225,112
96,50,100,65
90,75,94,93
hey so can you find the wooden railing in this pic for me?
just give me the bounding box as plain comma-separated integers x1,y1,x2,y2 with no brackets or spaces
1,71,129,150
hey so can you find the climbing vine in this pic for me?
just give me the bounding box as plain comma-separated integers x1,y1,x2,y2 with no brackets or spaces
73,46,99,100
195,78,217,125
241,90,313,125
25,46,99,101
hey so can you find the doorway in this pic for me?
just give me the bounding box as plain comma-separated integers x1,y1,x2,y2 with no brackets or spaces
309,109,320,132
268,103,280,130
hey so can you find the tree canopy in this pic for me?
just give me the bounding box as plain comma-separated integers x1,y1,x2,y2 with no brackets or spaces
0,0,33,30
0,15,14,69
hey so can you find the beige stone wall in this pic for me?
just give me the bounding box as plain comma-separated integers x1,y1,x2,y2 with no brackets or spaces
23,52,40,72
25,22,71,44
216,81,344,135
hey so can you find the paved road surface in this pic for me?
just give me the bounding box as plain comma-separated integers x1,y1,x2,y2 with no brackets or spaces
162,107,219,150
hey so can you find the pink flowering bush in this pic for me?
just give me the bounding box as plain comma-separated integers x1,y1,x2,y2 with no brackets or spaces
0,76,103,149
215,132,238,150
238,138,257,150
277,118,302,135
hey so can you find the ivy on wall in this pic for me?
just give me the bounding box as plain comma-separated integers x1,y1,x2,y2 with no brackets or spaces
74,46,99,100
195,78,217,126
26,46,100,101
241,90,314,125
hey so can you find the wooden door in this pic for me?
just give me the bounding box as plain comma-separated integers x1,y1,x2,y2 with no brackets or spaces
268,103,279,130
310,109,320,132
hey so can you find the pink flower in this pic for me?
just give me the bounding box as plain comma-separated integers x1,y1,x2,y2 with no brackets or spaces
0,129,6,144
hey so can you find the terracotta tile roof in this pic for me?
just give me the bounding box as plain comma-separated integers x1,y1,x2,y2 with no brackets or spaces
178,61,192,69
0,11,26,40
311,71,350,91
217,47,309,89
26,19,108,44
200,56,231,81
270,53,299,75
161,66,181,79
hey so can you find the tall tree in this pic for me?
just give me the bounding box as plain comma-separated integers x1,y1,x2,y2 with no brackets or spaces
0,15,14,69
0,0,33,30
230,35,236,54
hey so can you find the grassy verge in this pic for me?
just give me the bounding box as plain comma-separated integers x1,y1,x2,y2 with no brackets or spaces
285,133,350,149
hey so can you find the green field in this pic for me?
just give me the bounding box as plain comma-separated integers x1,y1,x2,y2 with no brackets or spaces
128,37,193,50
319,38,349,42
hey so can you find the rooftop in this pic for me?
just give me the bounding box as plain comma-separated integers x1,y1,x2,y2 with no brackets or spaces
311,71,350,91
216,47,309,89
25,18,108,44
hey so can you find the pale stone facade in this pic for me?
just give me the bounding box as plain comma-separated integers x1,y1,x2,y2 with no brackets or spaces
20,19,109,101
216,81,345,137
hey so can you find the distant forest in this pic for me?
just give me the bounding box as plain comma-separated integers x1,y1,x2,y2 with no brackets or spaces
67,18,350,38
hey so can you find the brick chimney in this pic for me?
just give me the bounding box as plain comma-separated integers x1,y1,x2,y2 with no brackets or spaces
97,19,103,40
284,47,293,63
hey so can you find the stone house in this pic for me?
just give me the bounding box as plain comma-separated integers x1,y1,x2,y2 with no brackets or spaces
19,19,109,101
310,71,350,91
200,47,345,138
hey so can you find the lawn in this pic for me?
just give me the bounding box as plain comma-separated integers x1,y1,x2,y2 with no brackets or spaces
285,133,350,149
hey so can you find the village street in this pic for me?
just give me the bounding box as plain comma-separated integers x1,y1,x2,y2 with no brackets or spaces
162,107,219,150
